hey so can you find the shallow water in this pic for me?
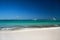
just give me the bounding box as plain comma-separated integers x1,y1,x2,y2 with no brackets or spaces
0,20,60,27
0,20,60,30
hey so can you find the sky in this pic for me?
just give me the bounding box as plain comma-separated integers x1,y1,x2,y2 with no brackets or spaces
0,0,60,19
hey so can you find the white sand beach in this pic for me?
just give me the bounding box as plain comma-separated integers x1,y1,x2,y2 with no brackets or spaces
0,27,60,40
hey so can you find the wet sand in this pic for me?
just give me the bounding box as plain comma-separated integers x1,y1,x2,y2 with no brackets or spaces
0,27,60,40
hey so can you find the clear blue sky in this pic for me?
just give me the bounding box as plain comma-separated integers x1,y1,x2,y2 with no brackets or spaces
0,0,60,19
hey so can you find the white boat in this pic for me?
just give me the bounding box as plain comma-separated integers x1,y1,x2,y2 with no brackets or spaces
53,17,56,20
33,18,37,20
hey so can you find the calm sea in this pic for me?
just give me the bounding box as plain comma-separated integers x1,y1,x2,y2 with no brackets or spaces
0,20,60,28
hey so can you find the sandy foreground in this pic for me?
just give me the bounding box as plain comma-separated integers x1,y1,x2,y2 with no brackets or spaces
0,27,60,40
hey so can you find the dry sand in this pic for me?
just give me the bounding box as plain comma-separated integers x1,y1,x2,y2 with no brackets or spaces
0,27,60,40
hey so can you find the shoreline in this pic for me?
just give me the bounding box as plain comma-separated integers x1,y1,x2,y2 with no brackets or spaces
0,27,60,32
0,27,60,40
0,24,60,31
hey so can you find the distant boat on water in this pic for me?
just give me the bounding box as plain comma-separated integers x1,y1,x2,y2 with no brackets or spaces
33,18,37,20
53,17,56,20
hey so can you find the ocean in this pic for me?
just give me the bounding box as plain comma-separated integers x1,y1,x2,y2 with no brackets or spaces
0,20,60,30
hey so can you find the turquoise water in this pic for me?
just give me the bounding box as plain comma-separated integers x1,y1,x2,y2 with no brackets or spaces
0,20,60,28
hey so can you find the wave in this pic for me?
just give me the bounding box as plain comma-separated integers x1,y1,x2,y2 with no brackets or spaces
0,24,60,30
